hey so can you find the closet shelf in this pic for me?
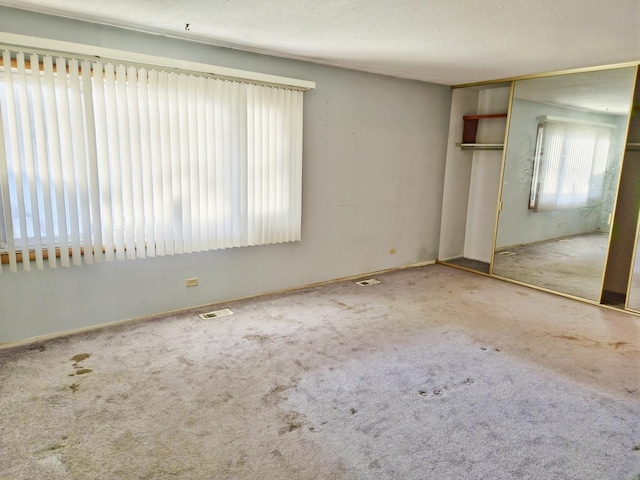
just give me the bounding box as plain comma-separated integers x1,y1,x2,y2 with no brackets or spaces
456,143,504,151
462,113,508,144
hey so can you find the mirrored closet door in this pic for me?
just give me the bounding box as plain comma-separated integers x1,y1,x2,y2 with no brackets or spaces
492,68,637,302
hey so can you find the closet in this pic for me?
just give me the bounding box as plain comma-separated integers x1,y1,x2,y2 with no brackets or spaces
438,82,510,273
439,64,640,314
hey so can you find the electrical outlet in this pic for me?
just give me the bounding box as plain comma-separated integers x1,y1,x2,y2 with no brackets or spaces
185,278,199,287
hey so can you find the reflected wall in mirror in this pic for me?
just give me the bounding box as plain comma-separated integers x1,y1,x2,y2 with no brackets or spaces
492,68,637,302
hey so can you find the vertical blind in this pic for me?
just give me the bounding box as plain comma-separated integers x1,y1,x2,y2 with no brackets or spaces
0,49,304,273
529,117,613,212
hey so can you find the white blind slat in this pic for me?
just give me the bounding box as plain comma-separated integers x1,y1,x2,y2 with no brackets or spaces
4,51,31,270
103,63,125,260
186,75,200,252
146,70,163,257
68,59,93,264
205,79,218,250
167,72,183,254
115,65,135,260
56,57,84,266
138,69,155,258
195,76,209,250
92,61,115,261
158,71,175,256
82,60,102,264
127,66,145,259
16,53,45,269
42,56,69,267
0,79,14,273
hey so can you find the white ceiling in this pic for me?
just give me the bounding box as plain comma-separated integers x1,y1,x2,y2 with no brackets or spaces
1,0,639,85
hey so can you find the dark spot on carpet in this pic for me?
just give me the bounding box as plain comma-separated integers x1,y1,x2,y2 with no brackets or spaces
243,334,271,343
34,442,65,454
332,300,352,310
278,412,304,435
69,383,79,392
76,369,93,375
633,444,640,451
286,421,302,432
71,353,91,362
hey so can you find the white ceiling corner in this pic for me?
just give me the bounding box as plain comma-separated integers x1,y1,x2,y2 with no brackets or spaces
0,0,639,85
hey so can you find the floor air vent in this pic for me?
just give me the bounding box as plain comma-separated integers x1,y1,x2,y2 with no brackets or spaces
498,251,516,256
355,279,381,286
199,308,234,319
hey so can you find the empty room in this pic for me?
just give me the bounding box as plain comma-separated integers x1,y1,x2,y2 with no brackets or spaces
0,1,639,479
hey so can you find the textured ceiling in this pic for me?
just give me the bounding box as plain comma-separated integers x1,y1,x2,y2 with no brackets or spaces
0,0,639,85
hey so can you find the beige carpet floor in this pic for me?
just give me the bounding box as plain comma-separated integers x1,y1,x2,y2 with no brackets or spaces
1,264,639,479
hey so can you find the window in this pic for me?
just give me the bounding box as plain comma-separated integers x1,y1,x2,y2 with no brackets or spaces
529,116,614,212
0,48,306,272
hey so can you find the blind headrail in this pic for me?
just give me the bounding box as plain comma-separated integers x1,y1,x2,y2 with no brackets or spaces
0,32,316,91
537,115,617,129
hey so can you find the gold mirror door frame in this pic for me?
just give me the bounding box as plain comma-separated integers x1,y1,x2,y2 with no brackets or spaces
622,71,640,312
491,67,638,302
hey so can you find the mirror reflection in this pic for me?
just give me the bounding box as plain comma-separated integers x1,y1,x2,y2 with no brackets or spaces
492,68,637,301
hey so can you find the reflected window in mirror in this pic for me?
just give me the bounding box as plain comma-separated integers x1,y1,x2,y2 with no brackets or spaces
529,116,615,212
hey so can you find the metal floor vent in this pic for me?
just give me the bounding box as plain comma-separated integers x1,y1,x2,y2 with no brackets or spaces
199,308,234,319
558,239,573,243
355,279,381,286
498,251,517,256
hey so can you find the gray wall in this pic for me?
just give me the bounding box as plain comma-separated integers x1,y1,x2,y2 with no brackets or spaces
496,98,628,248
0,8,451,343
